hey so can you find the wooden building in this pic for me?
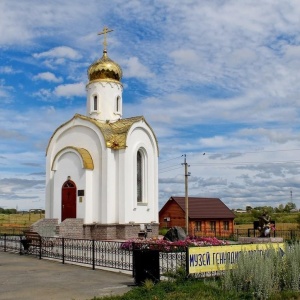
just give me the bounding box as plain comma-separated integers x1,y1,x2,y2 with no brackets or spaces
159,196,236,237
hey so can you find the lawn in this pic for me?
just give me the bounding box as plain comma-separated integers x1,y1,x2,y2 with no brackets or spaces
235,222,298,230
93,277,300,300
0,213,44,229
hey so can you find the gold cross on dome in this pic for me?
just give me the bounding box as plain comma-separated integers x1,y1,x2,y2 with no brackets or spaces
98,26,113,51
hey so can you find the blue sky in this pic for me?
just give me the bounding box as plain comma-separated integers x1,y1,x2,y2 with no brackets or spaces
1,0,300,211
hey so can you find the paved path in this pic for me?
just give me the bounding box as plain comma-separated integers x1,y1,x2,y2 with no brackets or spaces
0,251,134,300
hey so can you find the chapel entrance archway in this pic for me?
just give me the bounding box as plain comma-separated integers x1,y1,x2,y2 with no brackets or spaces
61,178,77,221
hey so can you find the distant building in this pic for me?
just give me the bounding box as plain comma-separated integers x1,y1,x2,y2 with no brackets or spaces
159,196,236,237
233,209,247,213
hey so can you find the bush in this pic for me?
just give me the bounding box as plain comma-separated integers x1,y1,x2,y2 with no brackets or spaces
222,243,300,299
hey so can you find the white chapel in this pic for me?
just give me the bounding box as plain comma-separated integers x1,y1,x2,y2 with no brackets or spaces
43,28,159,239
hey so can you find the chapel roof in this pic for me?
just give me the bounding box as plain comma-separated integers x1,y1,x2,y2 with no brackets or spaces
87,50,123,83
46,114,159,154
87,27,122,83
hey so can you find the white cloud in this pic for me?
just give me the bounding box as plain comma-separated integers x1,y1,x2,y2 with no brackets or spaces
33,88,52,101
123,56,154,78
3,0,300,210
237,128,300,144
33,72,63,83
33,46,82,60
0,66,14,74
33,82,86,100
54,82,85,98
169,49,200,66
0,80,13,103
0,1,107,46
0,129,26,141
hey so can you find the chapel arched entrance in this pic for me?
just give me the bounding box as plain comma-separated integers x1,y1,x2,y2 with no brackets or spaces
61,178,77,221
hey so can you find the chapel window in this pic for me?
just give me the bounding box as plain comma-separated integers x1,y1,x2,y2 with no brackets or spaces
93,95,98,111
137,150,143,203
62,180,75,188
116,96,120,112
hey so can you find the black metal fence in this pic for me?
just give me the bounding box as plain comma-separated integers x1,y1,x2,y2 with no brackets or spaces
232,229,300,241
0,234,186,275
1,229,300,276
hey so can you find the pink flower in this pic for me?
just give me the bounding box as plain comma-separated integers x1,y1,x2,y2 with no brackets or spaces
120,236,227,251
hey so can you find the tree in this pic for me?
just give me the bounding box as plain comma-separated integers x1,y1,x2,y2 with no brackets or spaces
276,204,285,213
284,202,296,212
246,206,253,212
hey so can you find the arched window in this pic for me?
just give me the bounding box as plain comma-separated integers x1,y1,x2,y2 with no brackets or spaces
62,180,76,188
137,150,142,203
93,95,98,111
116,96,120,112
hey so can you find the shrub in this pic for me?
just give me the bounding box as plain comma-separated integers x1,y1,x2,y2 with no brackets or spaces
222,243,300,299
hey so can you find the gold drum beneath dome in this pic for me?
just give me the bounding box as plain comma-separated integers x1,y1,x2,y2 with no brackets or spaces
88,51,123,82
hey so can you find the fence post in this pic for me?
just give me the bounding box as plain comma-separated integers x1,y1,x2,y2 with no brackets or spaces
247,229,250,237
4,233,6,252
92,240,95,270
185,246,190,277
19,234,23,255
39,235,42,260
62,238,65,264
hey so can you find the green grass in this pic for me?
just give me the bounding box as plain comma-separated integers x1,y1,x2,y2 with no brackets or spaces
93,278,250,300
93,243,300,300
91,277,300,300
0,213,44,226
0,213,44,234
234,212,300,225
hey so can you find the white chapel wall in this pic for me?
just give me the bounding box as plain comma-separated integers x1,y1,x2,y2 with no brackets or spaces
118,122,158,225
86,81,123,122
46,120,106,223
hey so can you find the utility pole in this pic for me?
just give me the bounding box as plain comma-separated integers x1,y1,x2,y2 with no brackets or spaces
182,154,190,235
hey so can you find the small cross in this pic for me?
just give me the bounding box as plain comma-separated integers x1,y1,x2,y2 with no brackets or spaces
98,26,113,51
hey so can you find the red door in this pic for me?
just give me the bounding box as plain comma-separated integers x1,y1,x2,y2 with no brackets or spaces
61,180,77,221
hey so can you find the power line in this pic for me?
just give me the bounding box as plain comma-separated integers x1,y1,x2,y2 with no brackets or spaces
191,160,300,166
158,160,300,174
159,163,182,170
158,149,300,170
199,148,300,156
158,155,300,175
159,166,182,174
159,156,182,164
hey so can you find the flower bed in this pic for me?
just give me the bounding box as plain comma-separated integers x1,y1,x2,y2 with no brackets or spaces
121,237,227,252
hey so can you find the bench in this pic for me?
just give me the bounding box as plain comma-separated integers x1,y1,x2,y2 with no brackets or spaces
21,231,53,253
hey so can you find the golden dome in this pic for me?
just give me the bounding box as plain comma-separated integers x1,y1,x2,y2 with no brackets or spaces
88,50,122,82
